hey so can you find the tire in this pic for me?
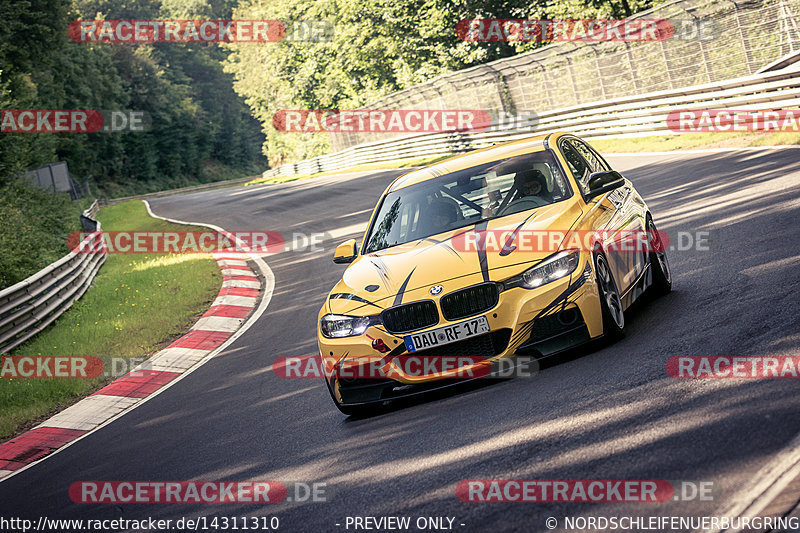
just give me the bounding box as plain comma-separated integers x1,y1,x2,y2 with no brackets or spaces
646,217,672,297
594,251,625,340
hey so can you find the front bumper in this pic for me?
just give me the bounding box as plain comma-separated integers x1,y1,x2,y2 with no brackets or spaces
319,257,604,406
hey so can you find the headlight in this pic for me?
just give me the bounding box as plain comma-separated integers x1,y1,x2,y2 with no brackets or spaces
320,314,379,338
504,249,580,290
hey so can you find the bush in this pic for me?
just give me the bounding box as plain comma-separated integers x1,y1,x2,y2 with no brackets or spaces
0,180,82,290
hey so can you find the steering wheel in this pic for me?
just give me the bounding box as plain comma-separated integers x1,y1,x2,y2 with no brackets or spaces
496,196,549,216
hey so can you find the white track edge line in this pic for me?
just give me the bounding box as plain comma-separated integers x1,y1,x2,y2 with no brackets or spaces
147,174,800,529
702,430,800,533
143,150,800,526
0,200,276,484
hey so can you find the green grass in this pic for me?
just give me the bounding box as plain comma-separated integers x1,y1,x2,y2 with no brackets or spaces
590,131,800,153
0,201,222,440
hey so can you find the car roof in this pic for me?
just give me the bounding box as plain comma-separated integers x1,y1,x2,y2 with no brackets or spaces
388,131,566,192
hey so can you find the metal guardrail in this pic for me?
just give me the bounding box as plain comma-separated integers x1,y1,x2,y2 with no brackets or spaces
328,0,800,151
261,63,800,179
0,201,107,354
83,199,100,219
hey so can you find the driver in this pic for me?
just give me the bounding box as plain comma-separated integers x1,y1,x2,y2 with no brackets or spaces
514,169,550,201
429,199,460,233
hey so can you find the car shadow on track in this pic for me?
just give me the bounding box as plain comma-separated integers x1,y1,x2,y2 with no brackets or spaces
342,288,674,421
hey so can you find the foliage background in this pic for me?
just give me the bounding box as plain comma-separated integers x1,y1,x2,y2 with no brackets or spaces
0,0,267,198
224,0,657,165
0,0,660,286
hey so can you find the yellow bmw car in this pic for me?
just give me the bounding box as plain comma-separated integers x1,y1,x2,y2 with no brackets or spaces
318,132,671,415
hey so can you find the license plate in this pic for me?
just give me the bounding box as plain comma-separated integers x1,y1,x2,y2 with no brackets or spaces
403,315,490,353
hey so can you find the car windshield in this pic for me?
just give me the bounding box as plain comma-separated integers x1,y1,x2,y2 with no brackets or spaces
363,150,571,253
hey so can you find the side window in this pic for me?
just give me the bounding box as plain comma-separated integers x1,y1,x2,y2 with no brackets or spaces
568,139,608,173
560,142,590,193
584,140,612,171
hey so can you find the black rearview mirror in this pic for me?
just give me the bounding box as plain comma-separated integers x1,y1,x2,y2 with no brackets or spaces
585,170,625,201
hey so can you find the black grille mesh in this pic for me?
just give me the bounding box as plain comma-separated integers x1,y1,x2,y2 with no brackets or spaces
440,283,500,321
381,301,438,333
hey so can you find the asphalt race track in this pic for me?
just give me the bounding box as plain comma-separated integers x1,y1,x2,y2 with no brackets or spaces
2,148,800,532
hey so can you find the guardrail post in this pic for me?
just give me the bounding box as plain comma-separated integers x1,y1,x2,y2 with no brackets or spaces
731,0,756,74
779,0,800,56
591,48,607,101
48,165,56,193
624,43,641,93
0,207,106,353
662,38,677,89
566,57,580,105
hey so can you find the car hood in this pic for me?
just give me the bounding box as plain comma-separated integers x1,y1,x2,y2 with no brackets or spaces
326,200,582,315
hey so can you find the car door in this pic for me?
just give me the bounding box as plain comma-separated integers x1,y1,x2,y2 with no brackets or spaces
559,137,644,297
